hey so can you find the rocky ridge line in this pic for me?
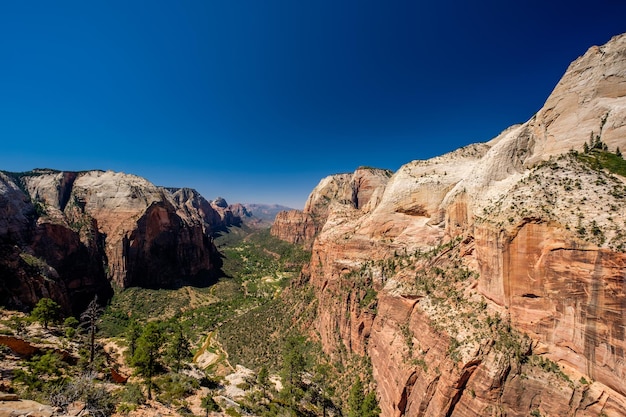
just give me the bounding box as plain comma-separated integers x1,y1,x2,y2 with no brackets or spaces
0,169,242,314
274,33,626,416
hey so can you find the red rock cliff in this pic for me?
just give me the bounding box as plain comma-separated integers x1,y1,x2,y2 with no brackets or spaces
281,33,626,416
0,170,241,313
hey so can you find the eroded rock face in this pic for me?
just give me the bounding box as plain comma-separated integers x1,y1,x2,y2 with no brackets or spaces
0,172,31,239
271,211,318,248
476,221,626,397
278,33,626,415
0,170,241,313
271,167,392,248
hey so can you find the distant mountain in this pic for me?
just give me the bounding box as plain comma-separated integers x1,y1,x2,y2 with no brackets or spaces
243,203,293,223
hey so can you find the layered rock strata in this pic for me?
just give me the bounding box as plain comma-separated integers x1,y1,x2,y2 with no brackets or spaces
0,170,241,314
271,167,392,248
278,33,626,415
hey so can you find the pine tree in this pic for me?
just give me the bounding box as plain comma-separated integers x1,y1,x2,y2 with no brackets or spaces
63,316,79,339
132,321,164,399
313,363,334,417
347,376,380,417
200,394,220,416
166,323,191,372
617,147,622,158
362,391,381,417
593,134,602,150
32,298,60,329
126,319,142,358
257,366,269,397
347,376,365,417
281,337,306,407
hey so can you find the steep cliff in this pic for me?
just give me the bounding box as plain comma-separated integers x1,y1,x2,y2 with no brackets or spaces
0,170,241,314
278,33,626,415
271,167,392,248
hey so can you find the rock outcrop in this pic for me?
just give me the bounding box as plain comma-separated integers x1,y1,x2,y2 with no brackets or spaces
271,167,392,248
0,170,242,314
271,210,317,247
277,33,626,415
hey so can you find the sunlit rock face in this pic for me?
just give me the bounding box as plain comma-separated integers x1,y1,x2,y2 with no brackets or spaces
271,210,318,248
277,33,626,415
271,167,392,248
0,169,240,314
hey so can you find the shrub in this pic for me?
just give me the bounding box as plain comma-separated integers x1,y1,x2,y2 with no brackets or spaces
49,373,116,417
155,372,199,405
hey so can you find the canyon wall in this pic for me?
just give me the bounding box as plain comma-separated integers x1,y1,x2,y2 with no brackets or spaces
0,169,241,314
279,33,626,416
271,167,392,248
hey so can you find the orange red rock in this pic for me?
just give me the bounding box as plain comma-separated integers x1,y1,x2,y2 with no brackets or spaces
278,33,626,415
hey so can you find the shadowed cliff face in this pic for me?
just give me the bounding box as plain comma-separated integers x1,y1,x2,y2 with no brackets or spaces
0,170,240,314
275,34,626,415
122,201,218,288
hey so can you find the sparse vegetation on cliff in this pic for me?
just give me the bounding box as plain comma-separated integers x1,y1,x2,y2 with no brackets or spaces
478,151,626,251
0,223,337,416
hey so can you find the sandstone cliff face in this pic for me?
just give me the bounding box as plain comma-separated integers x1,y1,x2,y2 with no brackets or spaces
278,33,626,415
270,167,392,248
271,211,317,248
0,170,241,313
0,172,31,239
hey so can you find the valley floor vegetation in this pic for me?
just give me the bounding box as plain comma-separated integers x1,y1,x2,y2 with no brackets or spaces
0,226,379,417
3,141,624,416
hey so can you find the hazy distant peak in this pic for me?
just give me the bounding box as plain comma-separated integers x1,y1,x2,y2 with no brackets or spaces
212,196,228,208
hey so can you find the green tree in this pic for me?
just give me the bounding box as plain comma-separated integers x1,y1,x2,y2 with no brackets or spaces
126,319,142,358
257,365,269,397
14,352,65,392
347,376,365,417
132,321,164,399
313,363,334,417
115,382,145,409
31,297,60,329
8,316,27,336
362,391,381,417
617,147,623,158
63,316,79,339
592,134,603,150
281,337,306,404
165,322,191,372
201,394,220,416
347,376,380,417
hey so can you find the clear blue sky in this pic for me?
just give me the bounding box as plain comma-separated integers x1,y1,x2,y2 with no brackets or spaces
1,1,625,208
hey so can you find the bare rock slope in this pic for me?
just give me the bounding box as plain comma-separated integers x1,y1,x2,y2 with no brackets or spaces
278,33,626,416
